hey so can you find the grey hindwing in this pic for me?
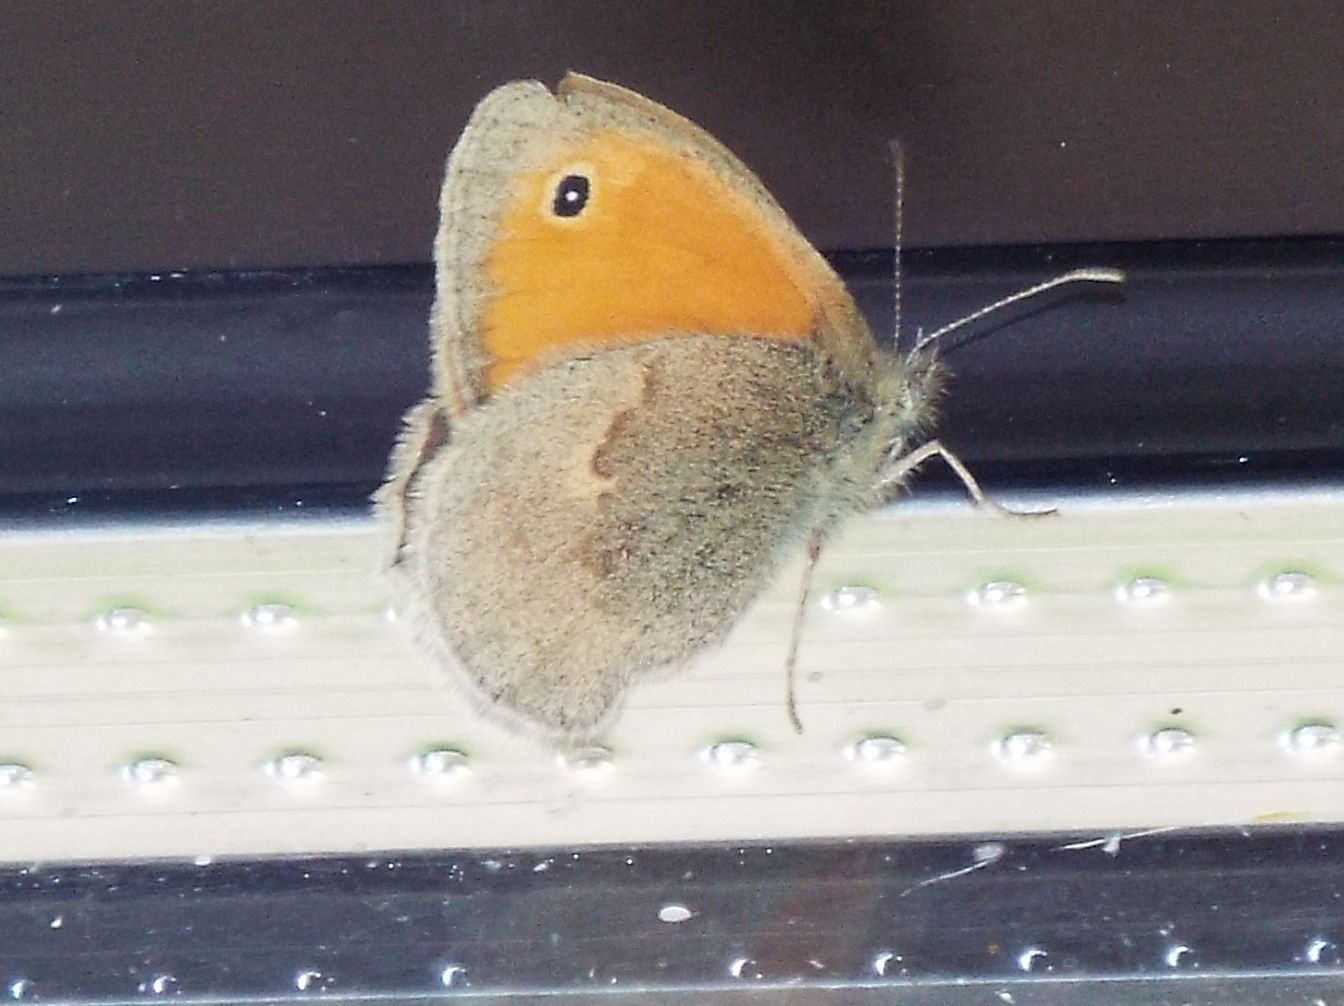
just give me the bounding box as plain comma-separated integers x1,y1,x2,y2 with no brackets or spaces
401,336,871,736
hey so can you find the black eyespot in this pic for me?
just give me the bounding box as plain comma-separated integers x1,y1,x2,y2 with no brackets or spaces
552,173,590,218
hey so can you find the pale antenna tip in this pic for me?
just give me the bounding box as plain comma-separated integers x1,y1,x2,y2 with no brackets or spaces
1063,266,1126,285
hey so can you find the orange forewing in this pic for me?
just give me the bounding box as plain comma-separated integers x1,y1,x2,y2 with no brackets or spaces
480,130,833,391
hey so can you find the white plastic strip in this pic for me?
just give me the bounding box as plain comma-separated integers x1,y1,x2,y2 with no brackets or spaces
0,487,1341,861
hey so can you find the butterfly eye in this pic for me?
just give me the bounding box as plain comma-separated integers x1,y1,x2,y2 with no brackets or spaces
551,173,591,218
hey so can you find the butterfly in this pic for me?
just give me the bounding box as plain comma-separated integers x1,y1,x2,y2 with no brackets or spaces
379,73,1119,741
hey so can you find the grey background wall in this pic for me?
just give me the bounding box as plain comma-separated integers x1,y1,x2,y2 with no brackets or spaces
4,0,1343,276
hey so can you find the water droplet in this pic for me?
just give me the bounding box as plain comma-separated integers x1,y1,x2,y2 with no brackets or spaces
871,951,904,977
970,580,1027,607
294,969,327,992
557,746,613,775
728,957,763,980
96,607,152,635
1142,728,1195,758
439,964,466,988
821,585,879,613
1259,571,1316,600
193,854,213,867
996,730,1052,763
1016,946,1049,972
49,915,63,929
657,903,693,923
996,992,1015,1004
411,749,469,778
0,764,35,790
7,978,32,1000
122,757,179,788
702,739,760,771
241,603,297,630
1117,577,1170,603
972,842,1007,866
848,735,905,764
1284,722,1341,756
266,752,324,782
1303,937,1341,965
1164,943,1195,968
145,974,178,996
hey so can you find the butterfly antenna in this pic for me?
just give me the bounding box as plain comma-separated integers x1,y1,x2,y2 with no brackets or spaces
911,267,1125,357
889,139,906,354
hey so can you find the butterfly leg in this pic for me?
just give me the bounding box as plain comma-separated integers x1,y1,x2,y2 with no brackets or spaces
879,438,1056,517
784,529,824,735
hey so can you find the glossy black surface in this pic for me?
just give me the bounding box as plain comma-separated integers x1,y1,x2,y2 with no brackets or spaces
1,829,1341,1002
3,239,1343,520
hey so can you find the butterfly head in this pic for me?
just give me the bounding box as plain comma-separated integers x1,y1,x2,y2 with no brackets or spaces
823,344,944,505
